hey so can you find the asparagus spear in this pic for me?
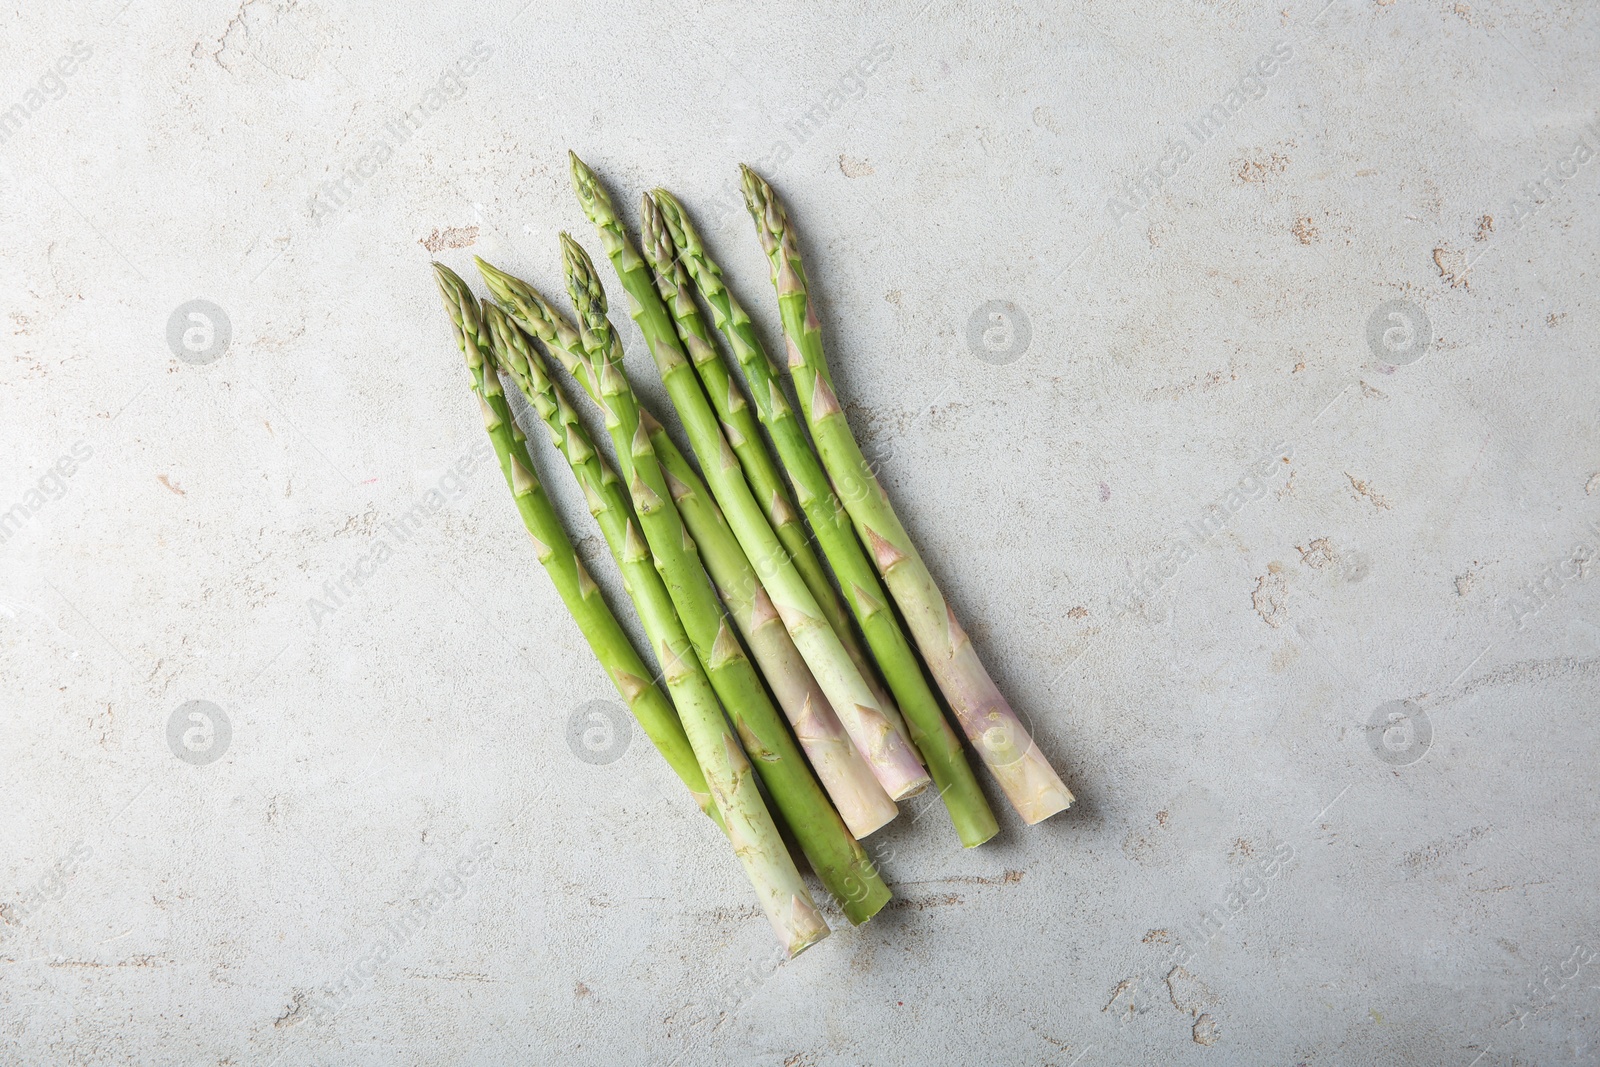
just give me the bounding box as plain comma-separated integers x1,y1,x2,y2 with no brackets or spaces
653,190,1001,847
570,153,931,802
645,417,899,838
432,263,721,830
739,168,1075,825
637,199,898,719
485,291,895,840
640,193,917,756
477,257,895,838
560,235,892,922
441,267,831,955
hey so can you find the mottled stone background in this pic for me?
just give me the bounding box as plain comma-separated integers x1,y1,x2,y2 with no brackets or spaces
2,1,1597,1063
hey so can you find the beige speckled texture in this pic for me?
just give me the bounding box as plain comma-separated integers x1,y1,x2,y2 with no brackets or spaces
3,1,1599,1063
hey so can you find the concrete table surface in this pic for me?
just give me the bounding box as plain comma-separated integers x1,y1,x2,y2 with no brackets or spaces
3,1,1598,1064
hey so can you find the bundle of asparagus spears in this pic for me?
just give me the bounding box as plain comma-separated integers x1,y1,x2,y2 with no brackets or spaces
433,155,1073,956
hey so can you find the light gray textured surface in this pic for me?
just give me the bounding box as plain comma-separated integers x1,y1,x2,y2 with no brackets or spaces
3,1,1599,1064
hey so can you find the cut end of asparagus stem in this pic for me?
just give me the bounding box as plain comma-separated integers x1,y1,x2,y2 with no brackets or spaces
981,721,1076,824
784,893,830,957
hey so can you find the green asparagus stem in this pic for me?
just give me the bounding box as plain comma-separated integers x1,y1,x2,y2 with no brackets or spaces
570,153,931,802
479,258,896,838
640,194,919,758
653,190,1001,847
433,263,722,830
739,168,1075,825
440,267,831,955
645,415,899,837
485,287,896,840
560,235,892,922
638,199,899,720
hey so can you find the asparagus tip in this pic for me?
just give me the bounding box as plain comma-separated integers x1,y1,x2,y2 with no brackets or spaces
652,188,688,239
739,165,777,237
560,232,596,284
568,151,612,222
432,262,483,363
638,192,671,271
560,234,610,329
558,232,581,275
477,299,504,370
432,260,462,296
473,256,511,302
